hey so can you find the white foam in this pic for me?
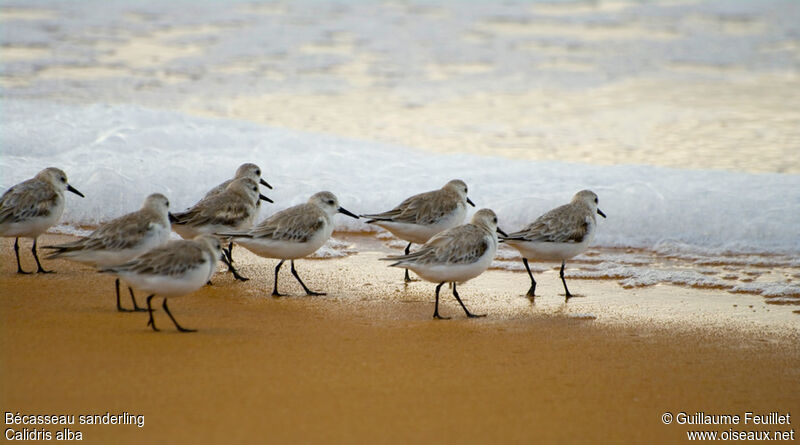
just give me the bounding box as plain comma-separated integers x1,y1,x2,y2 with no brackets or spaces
2,100,798,259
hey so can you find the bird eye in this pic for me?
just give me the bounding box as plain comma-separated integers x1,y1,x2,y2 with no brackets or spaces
256,170,261,176
166,201,170,207
61,177,67,183
493,217,497,223
253,187,257,191
327,200,334,205
594,198,598,204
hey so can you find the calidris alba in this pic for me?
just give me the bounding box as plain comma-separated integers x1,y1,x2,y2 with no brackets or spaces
500,190,606,301
221,191,359,297
99,234,223,332
381,208,502,319
361,179,475,282
44,193,174,312
1,167,84,274
203,163,273,272
172,177,272,281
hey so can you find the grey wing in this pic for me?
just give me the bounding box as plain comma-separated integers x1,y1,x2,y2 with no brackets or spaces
513,205,589,243
389,225,488,265
362,191,427,221
176,196,253,228
0,180,59,224
85,212,159,251
118,241,208,277
376,190,457,225
429,225,488,264
250,205,324,243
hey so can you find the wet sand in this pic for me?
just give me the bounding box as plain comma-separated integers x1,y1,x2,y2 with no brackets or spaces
2,234,798,444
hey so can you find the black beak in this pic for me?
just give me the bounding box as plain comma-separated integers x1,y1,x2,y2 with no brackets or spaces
260,178,273,189
597,208,606,218
168,212,179,223
466,197,476,207
67,184,85,198
338,207,359,219
496,227,508,237
259,194,274,203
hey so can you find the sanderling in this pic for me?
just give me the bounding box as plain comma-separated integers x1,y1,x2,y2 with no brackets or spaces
381,208,502,319
361,179,475,282
44,193,174,312
203,163,273,269
221,191,359,296
172,177,272,281
1,167,84,274
500,190,606,301
99,234,223,332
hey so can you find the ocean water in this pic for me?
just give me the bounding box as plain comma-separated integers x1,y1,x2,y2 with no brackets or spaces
2,99,799,257
1,0,799,298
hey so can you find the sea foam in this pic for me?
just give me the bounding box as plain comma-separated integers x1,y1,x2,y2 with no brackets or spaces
2,99,798,258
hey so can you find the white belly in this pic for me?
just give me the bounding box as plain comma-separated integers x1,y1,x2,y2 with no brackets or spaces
0,201,64,238
504,230,595,262
119,261,213,299
234,224,332,260
407,242,496,284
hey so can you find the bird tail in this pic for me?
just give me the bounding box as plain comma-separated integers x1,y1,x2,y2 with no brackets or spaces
41,243,81,259
215,232,253,240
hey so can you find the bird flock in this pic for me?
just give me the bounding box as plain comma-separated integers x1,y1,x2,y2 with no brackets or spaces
1,164,605,332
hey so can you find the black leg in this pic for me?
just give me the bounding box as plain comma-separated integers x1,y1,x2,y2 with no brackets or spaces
129,287,146,312
221,250,249,282
226,242,234,263
14,238,30,274
115,278,132,312
561,261,574,301
272,260,285,296
403,242,415,282
522,258,537,298
291,260,325,296
433,282,450,319
162,298,195,333
31,238,53,273
146,295,159,332
452,282,486,318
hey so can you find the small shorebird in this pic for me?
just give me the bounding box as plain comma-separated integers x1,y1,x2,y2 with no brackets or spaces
381,208,503,319
99,235,223,332
172,177,272,281
221,191,359,297
1,167,84,274
44,193,174,312
203,163,272,267
361,179,475,282
500,190,606,301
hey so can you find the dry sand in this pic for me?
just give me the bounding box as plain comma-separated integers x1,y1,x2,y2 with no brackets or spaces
2,234,798,444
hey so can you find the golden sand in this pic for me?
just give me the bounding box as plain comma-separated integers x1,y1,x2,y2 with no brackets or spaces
2,234,798,443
